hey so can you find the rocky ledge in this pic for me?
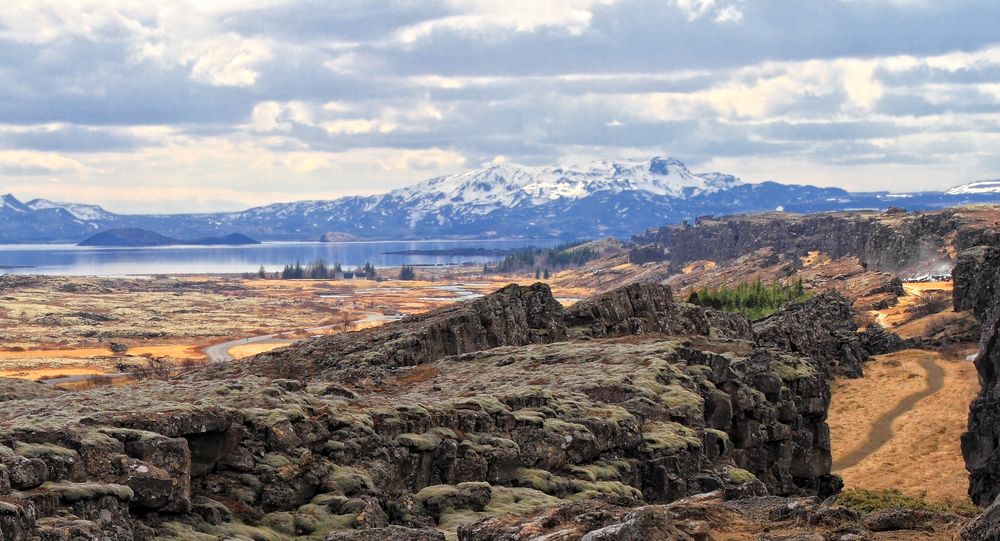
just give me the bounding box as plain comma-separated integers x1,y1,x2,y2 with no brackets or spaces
636,206,1000,274
0,281,892,540
956,237,1000,510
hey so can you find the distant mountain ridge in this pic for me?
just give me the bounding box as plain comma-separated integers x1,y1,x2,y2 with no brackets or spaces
2,157,999,243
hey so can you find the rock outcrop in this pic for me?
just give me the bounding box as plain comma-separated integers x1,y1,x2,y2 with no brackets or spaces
564,282,754,340
635,208,991,273
459,490,963,541
754,292,869,378
956,239,1000,507
233,282,753,383
0,282,861,539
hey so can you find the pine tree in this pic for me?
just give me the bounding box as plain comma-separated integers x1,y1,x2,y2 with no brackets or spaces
534,268,541,279
257,265,266,279
543,268,550,279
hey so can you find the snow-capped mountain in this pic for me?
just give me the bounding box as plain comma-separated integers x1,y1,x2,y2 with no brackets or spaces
947,180,1000,195
2,157,1000,243
25,198,117,222
394,157,740,216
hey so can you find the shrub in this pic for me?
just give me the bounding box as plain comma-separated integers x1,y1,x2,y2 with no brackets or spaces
912,291,951,317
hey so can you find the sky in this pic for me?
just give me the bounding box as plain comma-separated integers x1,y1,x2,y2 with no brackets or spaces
0,0,998,213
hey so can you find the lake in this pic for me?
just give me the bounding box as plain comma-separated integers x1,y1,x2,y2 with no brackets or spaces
0,239,563,276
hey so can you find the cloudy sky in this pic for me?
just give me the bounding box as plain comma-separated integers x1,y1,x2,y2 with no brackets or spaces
0,0,998,212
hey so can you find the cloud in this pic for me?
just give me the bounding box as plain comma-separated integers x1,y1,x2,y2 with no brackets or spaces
0,150,87,175
393,0,620,44
0,0,998,211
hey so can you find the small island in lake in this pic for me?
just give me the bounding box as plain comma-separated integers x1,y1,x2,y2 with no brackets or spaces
79,228,260,247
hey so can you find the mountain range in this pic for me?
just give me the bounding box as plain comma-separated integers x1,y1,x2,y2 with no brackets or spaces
2,157,999,243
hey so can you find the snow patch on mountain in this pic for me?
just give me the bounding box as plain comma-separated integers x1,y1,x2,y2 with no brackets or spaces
947,180,1000,195
26,199,114,221
391,157,743,225
2,194,30,213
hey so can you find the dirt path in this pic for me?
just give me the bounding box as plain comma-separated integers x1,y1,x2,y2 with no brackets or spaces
833,354,944,471
202,311,403,363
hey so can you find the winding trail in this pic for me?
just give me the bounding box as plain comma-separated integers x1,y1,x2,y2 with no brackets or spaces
833,355,945,471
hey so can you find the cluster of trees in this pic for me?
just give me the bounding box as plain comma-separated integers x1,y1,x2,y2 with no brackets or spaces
399,265,417,280
273,260,377,280
485,242,599,275
686,278,809,320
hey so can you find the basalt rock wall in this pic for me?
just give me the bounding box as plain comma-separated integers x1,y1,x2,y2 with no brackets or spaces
956,242,1000,506
637,210,967,273
754,291,869,378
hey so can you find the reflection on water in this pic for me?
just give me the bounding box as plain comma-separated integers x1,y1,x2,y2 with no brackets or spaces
0,240,561,276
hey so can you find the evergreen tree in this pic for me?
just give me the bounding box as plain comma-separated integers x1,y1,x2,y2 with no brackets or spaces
257,265,266,279
399,265,416,280
307,259,329,279
534,268,541,279
543,268,550,279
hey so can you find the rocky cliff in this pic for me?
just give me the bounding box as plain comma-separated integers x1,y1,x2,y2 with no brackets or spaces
956,238,1000,507
754,291,870,378
636,207,998,274
0,282,862,540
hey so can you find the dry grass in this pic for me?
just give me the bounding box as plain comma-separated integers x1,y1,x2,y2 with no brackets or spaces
0,265,613,385
227,343,288,359
829,350,979,503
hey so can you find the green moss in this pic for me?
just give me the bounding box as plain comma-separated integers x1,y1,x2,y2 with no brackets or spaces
258,453,293,469
541,418,589,433
704,428,730,442
242,407,306,427
40,481,134,503
724,467,757,485
511,468,574,496
772,355,815,381
567,480,642,502
155,522,218,541
657,385,704,411
79,430,122,449
396,432,442,452
327,465,374,496
294,497,358,539
436,487,561,540
450,396,509,415
512,409,545,426
429,427,458,439
14,442,78,459
642,421,701,452
835,488,981,517
204,522,286,541
566,460,631,482
685,364,715,379
262,511,296,535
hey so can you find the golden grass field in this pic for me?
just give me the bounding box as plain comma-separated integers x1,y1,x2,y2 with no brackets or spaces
0,265,603,382
829,280,981,505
